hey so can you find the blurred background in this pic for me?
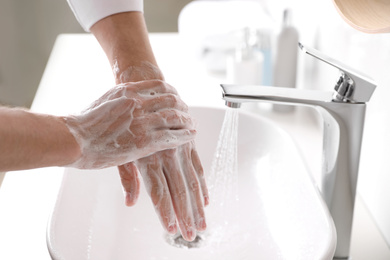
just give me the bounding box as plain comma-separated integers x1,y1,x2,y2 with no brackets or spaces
0,0,192,107
0,0,334,108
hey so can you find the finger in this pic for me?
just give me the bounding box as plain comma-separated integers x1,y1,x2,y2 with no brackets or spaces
125,80,178,96
118,129,196,163
148,129,196,153
142,94,188,113
81,96,136,129
179,144,207,232
162,149,196,241
129,110,194,137
143,109,195,130
138,157,177,234
118,162,141,207
191,143,209,206
84,85,128,110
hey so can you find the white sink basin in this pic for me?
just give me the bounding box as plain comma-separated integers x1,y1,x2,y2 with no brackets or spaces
47,106,336,260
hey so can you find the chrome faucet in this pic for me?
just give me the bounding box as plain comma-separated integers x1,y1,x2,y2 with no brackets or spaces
221,43,376,259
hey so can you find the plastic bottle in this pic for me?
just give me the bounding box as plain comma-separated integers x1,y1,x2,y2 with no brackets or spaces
226,28,264,85
255,29,273,86
273,9,299,112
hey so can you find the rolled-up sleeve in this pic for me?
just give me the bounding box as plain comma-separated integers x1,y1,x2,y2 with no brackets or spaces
67,0,144,32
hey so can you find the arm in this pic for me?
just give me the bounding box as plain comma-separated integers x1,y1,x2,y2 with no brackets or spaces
90,11,163,83
0,82,195,172
0,107,80,171
68,0,157,82
90,12,209,241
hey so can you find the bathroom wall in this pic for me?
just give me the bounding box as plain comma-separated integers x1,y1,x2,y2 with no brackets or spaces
144,0,192,32
0,0,83,107
0,0,190,107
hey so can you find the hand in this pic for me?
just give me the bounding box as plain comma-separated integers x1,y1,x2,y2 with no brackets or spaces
90,12,209,241
64,80,196,169
119,141,209,241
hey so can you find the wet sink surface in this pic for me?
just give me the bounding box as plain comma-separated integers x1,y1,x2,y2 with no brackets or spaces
47,106,336,260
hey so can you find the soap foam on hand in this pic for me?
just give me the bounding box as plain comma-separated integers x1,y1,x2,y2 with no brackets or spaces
64,80,196,169
135,140,209,242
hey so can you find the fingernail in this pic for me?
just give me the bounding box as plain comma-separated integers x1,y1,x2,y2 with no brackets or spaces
196,218,207,231
189,129,197,135
125,192,135,206
204,195,210,206
186,228,196,241
167,224,177,234
187,230,194,241
200,219,207,230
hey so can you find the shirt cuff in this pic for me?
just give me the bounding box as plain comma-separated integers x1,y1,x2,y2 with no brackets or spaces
67,0,144,32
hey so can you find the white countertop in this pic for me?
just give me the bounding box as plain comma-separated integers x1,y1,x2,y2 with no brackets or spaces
0,33,388,259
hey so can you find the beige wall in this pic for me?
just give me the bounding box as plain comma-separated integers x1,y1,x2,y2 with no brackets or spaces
144,0,192,32
0,0,190,107
0,0,83,107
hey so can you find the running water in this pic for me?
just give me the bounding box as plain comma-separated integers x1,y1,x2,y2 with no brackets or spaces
206,108,240,247
208,108,239,207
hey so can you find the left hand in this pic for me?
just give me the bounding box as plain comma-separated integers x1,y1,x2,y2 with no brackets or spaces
64,80,196,169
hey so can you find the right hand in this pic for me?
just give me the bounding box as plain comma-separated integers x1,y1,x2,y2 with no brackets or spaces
64,80,196,169
119,141,209,241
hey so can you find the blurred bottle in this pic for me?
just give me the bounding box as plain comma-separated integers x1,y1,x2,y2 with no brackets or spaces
226,27,264,85
255,29,273,86
273,9,299,112
226,27,264,113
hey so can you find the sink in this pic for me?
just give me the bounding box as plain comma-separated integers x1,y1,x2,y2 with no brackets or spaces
47,106,336,260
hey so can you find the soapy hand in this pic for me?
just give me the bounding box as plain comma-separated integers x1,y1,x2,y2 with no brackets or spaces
64,80,196,169
119,141,209,241
110,61,209,241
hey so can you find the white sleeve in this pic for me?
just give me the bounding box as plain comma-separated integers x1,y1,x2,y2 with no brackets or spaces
67,0,144,32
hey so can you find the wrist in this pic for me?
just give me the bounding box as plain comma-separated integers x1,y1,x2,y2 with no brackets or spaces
90,12,163,84
112,60,164,84
57,116,82,167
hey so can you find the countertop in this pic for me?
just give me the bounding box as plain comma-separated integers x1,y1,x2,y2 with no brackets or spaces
0,33,388,259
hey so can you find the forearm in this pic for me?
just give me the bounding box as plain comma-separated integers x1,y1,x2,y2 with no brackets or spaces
0,107,81,171
90,12,163,83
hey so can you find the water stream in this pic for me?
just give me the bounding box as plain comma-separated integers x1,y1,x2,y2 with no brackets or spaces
206,108,240,248
208,108,240,211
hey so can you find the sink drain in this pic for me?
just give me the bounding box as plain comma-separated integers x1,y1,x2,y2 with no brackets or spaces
165,232,205,249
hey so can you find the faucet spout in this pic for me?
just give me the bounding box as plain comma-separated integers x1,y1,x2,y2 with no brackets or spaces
221,84,366,258
221,84,335,105
225,101,241,108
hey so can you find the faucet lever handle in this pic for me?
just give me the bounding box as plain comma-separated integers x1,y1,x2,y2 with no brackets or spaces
299,43,376,103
